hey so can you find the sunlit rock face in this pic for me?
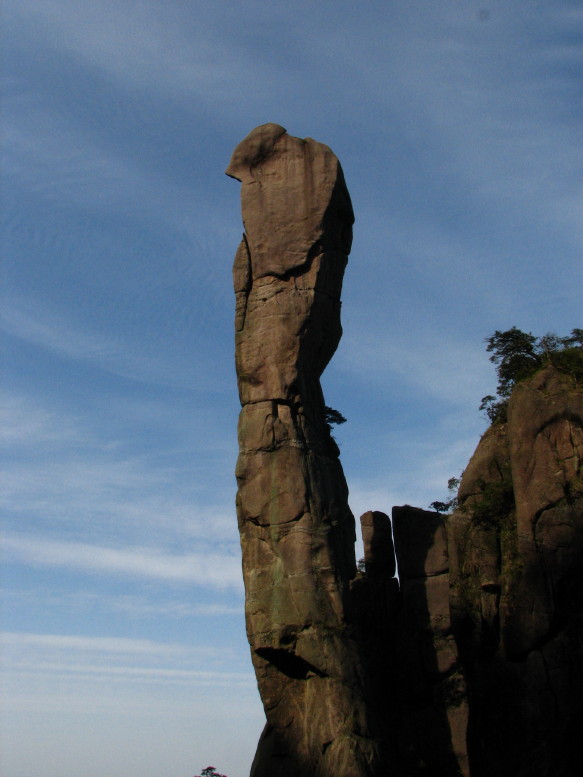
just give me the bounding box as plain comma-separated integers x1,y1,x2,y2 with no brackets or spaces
228,124,381,777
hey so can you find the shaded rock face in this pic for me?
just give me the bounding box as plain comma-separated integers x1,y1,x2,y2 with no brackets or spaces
447,365,583,777
392,507,469,777
353,508,469,777
383,366,582,776
229,125,380,777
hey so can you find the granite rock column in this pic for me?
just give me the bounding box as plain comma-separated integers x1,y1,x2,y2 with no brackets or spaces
228,124,379,777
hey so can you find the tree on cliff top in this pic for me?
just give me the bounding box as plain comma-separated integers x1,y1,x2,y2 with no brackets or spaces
195,767,228,777
430,476,461,514
480,326,583,423
432,326,583,509
485,326,540,398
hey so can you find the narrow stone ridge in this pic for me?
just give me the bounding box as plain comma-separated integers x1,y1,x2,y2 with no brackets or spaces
228,125,380,777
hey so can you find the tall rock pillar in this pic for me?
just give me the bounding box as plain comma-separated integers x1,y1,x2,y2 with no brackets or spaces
227,124,379,777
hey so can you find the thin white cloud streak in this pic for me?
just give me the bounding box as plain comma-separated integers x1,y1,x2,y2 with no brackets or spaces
3,535,243,590
2,634,258,724
1,387,231,460
7,661,253,686
2,106,231,250
4,453,237,543
2,634,253,686
1,631,186,655
1,390,238,553
101,596,242,618
3,683,262,722
2,113,143,211
1,631,243,674
0,394,82,446
2,300,120,362
2,589,241,618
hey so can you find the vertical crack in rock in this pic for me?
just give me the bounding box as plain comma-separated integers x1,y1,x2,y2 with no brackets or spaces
228,124,380,777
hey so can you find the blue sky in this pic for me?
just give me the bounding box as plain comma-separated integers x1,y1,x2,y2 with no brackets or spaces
1,1,581,776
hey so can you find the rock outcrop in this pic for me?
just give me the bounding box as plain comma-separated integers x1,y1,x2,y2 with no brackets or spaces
447,364,583,776
392,506,469,777
228,124,381,777
229,124,583,776
379,364,582,776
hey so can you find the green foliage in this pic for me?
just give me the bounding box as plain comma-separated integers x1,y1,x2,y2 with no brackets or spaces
430,476,461,514
471,475,515,527
433,326,581,519
485,326,540,398
547,346,583,382
195,768,228,777
448,476,461,492
481,326,582,423
562,328,583,348
478,394,508,424
357,556,366,573
324,406,347,427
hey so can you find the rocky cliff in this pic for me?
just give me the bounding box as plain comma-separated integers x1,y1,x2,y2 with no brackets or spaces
351,365,582,777
447,363,583,776
228,124,382,777
228,125,583,776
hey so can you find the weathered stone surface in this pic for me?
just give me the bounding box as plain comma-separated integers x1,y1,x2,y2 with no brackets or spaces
360,510,395,578
227,123,353,280
393,504,449,578
447,365,583,776
392,506,469,777
389,369,583,776
228,124,583,777
230,125,379,777
505,365,583,655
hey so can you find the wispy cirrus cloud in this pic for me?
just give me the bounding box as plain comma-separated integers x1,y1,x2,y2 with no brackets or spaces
2,632,256,723
0,393,82,446
2,301,121,364
1,390,238,570
2,535,243,590
2,631,251,685
1,631,187,655
1,298,228,391
3,436,237,544
7,661,254,687
2,588,241,619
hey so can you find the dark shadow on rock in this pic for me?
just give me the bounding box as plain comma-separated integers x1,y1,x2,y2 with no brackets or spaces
392,506,469,777
352,508,468,776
